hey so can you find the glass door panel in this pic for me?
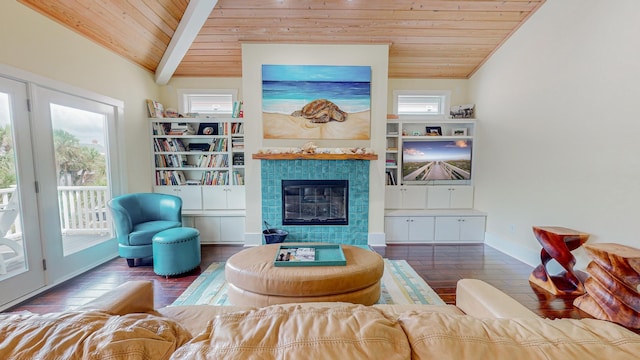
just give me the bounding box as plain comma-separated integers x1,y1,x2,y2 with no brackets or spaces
49,103,111,255
0,76,45,307
32,86,118,284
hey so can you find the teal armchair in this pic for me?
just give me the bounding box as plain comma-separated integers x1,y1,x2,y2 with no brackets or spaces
108,193,182,267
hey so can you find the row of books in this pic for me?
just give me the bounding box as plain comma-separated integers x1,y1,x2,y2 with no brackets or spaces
233,171,245,185
153,122,244,136
156,170,187,186
155,171,245,186
386,170,397,186
230,122,244,134
155,154,186,168
197,154,228,168
153,138,187,152
201,170,229,185
232,137,244,150
209,138,228,152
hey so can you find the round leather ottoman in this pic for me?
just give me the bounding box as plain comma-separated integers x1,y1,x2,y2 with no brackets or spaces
152,227,201,277
225,244,384,306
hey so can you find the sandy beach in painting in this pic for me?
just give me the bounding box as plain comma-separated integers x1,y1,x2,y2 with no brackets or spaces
262,110,371,140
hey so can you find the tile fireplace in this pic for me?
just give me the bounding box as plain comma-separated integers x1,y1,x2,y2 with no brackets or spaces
260,159,369,245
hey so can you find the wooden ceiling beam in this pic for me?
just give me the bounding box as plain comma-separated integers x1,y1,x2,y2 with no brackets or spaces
155,0,219,85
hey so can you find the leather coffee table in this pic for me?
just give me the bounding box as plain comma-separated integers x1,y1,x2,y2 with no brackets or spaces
225,243,384,307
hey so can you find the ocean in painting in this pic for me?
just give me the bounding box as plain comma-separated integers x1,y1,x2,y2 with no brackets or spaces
262,64,371,115
262,80,371,114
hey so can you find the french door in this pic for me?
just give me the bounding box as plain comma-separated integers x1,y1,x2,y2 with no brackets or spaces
0,74,123,309
31,86,119,284
0,76,45,306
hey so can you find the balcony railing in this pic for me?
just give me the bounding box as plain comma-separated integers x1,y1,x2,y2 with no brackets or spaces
0,186,112,238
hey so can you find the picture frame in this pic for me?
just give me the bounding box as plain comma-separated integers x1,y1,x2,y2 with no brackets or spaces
197,123,219,135
452,128,468,136
425,126,442,136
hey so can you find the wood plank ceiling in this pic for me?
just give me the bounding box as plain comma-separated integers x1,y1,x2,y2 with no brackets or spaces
18,0,545,80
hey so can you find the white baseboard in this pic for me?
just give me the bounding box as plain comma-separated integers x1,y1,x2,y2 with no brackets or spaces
244,232,262,246
484,232,539,268
368,232,387,247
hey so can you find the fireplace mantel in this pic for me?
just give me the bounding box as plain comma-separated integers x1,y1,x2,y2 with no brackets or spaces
252,153,378,160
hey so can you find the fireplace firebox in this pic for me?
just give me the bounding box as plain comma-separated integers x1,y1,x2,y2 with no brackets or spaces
282,180,348,225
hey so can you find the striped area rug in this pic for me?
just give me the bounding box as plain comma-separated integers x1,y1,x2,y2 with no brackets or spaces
171,259,445,306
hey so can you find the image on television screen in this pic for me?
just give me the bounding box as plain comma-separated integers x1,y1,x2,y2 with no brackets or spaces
402,140,472,182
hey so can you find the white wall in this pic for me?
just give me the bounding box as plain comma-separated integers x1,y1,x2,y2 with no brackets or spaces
470,0,640,268
0,1,159,193
241,43,389,245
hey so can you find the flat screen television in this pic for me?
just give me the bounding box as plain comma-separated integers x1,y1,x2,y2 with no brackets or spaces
402,140,472,185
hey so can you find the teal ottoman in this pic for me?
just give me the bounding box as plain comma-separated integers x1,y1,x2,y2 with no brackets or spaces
152,227,201,277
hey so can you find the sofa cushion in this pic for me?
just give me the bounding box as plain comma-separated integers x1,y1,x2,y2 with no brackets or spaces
169,303,411,360
158,305,257,336
398,311,640,360
0,310,192,360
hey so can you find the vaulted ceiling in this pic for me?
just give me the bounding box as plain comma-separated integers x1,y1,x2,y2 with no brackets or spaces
18,0,545,83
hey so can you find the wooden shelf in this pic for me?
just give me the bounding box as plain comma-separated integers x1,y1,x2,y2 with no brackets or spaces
252,153,378,160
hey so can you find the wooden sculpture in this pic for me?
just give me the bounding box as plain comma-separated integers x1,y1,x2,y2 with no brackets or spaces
573,243,640,329
528,226,589,295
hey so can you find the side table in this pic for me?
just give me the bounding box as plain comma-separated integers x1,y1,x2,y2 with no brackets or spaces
573,243,640,329
529,226,589,295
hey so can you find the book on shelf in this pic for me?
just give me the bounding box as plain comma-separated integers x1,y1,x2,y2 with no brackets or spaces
232,101,243,118
233,171,244,185
275,247,316,262
386,170,397,185
147,99,164,118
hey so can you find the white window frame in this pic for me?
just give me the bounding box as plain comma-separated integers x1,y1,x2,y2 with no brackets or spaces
392,90,451,120
177,89,238,116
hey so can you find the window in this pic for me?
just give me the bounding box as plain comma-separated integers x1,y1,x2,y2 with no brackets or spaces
393,90,450,118
178,89,237,115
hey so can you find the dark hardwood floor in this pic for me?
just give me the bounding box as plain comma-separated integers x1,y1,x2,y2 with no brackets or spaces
5,244,589,321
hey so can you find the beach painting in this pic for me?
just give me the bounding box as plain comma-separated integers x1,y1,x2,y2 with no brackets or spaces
262,64,371,140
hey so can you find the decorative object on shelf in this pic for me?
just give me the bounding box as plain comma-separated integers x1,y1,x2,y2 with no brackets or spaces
301,141,317,154
164,108,179,118
573,243,640,329
452,128,467,136
256,145,375,157
387,114,399,119
529,226,589,295
197,123,219,135
262,64,371,140
450,104,475,118
425,126,442,136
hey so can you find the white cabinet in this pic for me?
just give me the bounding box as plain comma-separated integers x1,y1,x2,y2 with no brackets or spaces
427,186,474,209
153,186,202,210
385,186,427,209
385,209,486,244
191,216,245,244
434,216,485,243
385,216,435,243
202,186,245,210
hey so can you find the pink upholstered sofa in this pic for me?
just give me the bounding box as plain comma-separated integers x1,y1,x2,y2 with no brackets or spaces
1,279,638,359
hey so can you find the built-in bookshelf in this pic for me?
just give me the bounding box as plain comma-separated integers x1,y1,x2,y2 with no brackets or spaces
150,118,245,213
